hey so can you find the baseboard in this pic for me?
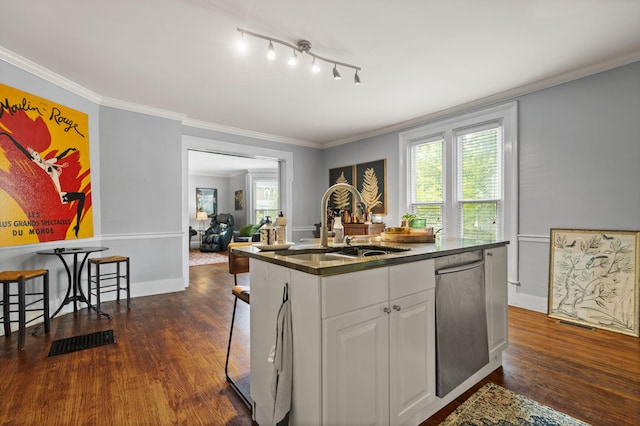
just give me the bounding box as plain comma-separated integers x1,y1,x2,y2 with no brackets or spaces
508,285,547,313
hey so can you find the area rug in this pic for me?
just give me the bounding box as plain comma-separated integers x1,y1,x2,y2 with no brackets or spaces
48,330,115,357
439,383,591,426
189,249,228,266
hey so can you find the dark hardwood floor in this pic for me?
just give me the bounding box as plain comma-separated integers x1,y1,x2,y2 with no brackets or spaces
1,259,638,425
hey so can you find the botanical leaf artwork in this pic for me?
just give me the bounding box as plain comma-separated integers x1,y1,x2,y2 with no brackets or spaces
360,167,382,210
549,230,639,337
332,172,351,210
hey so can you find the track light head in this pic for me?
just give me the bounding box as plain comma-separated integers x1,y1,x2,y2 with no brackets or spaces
288,49,298,66
354,70,361,85
311,58,321,73
267,41,276,60
333,65,342,80
238,32,247,52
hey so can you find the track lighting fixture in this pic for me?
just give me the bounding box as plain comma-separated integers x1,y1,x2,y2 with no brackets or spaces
267,41,276,60
332,65,341,80
237,28,362,84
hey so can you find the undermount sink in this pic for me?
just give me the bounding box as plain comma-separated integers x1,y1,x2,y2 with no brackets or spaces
282,252,354,262
275,245,411,262
338,245,411,257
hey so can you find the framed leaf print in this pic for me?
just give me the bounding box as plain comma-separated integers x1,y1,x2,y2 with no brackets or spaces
328,165,355,213
355,159,386,215
548,228,640,337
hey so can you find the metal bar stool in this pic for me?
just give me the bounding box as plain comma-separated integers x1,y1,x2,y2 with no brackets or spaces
226,242,252,407
0,269,50,350
87,256,130,319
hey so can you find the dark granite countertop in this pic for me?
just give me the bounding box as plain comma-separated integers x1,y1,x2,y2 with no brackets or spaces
231,237,509,276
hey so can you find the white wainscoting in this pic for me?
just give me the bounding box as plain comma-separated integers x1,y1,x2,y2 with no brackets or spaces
508,233,551,313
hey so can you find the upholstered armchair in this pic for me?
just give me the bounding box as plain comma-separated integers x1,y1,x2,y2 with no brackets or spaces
200,213,235,252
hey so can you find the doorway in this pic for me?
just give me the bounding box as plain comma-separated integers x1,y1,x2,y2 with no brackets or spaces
181,135,294,285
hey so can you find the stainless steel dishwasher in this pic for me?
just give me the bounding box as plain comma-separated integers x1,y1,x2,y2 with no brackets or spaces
434,251,489,398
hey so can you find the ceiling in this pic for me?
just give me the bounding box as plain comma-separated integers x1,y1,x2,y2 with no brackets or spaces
1,1,639,147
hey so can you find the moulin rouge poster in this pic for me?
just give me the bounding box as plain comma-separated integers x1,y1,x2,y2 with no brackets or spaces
0,83,93,247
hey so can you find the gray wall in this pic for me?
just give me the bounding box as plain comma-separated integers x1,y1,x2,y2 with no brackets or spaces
324,61,640,312
1,54,638,321
514,61,640,309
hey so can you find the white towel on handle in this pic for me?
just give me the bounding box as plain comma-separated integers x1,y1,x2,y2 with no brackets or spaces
270,294,292,425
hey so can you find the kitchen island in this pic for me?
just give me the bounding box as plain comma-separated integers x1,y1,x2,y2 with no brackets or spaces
232,237,509,426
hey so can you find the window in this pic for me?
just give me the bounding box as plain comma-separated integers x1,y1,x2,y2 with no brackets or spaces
401,102,517,244
254,178,279,223
409,136,443,230
246,170,279,225
456,124,502,240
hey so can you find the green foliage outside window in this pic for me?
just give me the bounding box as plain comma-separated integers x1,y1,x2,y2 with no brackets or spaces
410,127,501,240
459,128,500,240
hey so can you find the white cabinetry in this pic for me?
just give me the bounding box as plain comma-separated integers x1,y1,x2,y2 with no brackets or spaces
389,289,435,425
484,246,508,359
249,246,507,426
323,300,390,425
323,260,436,426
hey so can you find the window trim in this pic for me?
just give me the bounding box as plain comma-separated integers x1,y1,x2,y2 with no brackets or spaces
399,102,518,284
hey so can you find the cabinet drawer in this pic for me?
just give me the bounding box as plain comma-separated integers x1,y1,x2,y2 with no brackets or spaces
322,268,388,318
389,259,435,299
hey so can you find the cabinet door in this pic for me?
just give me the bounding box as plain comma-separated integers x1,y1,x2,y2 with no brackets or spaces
323,303,389,426
484,246,508,358
389,289,435,426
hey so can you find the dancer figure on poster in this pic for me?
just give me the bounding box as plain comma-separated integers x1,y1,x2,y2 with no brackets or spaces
4,132,86,237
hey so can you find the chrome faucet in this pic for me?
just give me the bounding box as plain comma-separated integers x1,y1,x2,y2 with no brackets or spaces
320,183,366,247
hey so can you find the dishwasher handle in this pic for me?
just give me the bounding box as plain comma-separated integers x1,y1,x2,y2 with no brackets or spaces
435,260,485,275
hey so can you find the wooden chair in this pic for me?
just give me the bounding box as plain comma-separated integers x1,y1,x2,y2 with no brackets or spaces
87,255,130,319
225,242,252,407
0,269,50,350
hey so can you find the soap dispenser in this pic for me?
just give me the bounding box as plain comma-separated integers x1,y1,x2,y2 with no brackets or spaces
259,216,276,245
333,213,343,244
275,211,287,244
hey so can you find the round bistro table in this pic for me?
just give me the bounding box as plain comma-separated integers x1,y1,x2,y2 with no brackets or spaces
37,247,108,318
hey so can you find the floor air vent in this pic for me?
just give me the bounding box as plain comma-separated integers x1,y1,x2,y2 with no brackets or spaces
48,330,115,357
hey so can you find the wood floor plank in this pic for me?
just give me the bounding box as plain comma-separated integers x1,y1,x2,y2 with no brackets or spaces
1,261,638,425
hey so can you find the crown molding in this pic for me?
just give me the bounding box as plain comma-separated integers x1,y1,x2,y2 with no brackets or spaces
0,46,103,104
323,49,640,148
3,44,638,150
181,118,321,149
100,97,187,121
1,45,317,147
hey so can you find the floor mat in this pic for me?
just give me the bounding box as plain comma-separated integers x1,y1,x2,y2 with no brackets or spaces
439,382,590,425
189,249,228,266
48,330,115,357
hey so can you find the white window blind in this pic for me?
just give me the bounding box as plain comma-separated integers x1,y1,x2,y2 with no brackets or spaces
456,124,503,239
